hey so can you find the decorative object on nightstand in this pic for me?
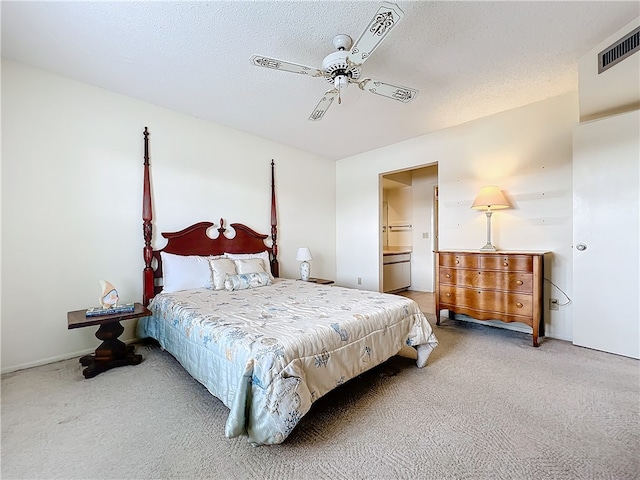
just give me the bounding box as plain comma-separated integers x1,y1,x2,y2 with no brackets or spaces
99,280,119,308
88,280,135,316
471,186,509,252
296,247,313,281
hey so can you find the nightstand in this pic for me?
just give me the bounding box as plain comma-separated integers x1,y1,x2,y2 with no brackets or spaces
306,277,334,285
67,302,151,378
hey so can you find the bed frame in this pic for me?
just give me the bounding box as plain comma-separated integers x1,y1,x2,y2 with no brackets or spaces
141,127,279,306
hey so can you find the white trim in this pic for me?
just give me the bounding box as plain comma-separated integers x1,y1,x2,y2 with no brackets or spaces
0,336,139,374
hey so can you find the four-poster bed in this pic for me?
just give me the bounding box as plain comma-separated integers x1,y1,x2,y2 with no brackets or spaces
136,128,438,445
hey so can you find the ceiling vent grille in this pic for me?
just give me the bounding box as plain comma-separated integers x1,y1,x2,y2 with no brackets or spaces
598,26,640,74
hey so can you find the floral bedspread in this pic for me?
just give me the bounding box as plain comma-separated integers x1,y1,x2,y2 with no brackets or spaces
137,279,438,445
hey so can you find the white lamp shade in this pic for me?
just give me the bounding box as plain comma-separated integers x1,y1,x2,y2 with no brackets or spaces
296,247,313,262
471,186,509,210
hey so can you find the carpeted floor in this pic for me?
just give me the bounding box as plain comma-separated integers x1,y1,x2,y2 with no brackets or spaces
2,317,639,480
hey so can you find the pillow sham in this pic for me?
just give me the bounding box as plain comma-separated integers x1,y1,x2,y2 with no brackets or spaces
209,258,238,290
226,251,273,279
224,272,272,291
233,258,269,275
161,252,221,293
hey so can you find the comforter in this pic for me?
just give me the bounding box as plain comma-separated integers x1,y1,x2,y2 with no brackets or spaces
137,279,438,445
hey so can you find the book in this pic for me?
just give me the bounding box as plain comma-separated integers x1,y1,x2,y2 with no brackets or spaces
85,303,135,317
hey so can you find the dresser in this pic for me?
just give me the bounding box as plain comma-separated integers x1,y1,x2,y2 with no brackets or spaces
435,250,546,347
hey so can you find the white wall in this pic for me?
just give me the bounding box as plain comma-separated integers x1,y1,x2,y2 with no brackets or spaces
1,60,336,373
337,92,577,341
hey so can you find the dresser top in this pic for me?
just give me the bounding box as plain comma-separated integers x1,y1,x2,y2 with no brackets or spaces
437,250,550,255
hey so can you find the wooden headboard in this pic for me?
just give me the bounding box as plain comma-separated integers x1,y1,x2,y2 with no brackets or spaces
141,127,279,305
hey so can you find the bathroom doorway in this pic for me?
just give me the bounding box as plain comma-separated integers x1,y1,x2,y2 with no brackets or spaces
381,164,438,293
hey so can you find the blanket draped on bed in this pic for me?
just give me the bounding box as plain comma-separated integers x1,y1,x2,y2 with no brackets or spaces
137,279,438,445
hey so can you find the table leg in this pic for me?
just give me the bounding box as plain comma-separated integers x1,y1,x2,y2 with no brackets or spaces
79,321,142,378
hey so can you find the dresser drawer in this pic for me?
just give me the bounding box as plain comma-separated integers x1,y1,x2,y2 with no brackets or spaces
439,268,533,293
439,253,477,269
479,255,533,272
439,285,533,316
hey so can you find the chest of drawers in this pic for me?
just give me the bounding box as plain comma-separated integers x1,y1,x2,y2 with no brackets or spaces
435,251,546,347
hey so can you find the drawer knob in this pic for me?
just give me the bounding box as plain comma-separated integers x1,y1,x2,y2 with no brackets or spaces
516,280,523,285
503,262,509,267
455,260,460,265
446,293,451,297
445,274,451,278
516,302,523,308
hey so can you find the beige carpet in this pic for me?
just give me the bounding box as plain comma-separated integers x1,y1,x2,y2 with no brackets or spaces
2,318,639,480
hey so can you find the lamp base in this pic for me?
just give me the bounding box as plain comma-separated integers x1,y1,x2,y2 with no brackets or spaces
300,261,310,281
479,243,498,252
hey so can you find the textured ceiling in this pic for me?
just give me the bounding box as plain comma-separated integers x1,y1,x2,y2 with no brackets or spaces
2,1,638,160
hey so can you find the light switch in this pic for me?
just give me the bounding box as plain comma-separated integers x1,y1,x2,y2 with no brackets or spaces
422,232,429,239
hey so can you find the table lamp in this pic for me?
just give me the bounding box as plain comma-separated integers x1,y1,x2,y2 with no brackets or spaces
296,247,313,281
471,186,509,252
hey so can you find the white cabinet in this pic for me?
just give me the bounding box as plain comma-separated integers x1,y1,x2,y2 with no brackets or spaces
383,253,411,292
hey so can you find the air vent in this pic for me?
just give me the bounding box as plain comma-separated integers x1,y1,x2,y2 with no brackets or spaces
598,26,640,74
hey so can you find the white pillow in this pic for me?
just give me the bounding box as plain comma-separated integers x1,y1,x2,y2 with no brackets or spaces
224,272,272,291
209,258,238,290
233,258,269,276
161,252,218,293
226,251,273,279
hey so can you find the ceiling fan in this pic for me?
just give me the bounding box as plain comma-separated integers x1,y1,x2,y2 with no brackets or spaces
250,2,418,121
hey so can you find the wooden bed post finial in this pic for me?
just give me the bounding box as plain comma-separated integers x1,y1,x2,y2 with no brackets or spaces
143,127,154,306
270,159,279,277
218,218,226,234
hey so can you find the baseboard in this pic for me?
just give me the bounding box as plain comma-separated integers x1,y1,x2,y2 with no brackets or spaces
0,336,139,374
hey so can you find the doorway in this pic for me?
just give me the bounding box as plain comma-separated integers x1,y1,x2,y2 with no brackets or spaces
380,164,438,293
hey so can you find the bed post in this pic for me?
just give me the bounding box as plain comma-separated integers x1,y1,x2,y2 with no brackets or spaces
142,127,154,306
270,159,280,277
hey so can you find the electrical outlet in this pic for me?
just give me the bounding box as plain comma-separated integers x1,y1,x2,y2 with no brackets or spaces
357,277,362,285
550,298,559,311
422,232,429,239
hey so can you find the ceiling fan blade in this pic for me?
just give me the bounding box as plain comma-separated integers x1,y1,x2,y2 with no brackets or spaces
309,89,339,121
250,55,324,77
358,78,418,103
349,2,405,65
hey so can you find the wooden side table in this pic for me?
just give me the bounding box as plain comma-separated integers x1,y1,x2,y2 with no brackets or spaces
67,302,151,378
307,277,334,285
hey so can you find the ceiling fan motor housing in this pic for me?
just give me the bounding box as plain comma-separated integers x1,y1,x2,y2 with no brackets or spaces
322,35,362,86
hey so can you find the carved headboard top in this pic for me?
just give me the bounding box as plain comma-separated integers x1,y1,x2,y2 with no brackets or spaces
158,219,270,256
